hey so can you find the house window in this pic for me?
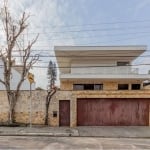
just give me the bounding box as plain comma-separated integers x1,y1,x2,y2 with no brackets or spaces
117,61,129,66
73,84,84,90
84,84,94,90
118,84,129,90
94,84,103,90
73,84,103,90
132,84,141,90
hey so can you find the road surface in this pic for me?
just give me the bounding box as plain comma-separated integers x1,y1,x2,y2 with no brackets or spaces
0,136,150,149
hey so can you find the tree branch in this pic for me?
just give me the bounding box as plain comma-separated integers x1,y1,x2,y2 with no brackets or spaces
15,34,39,97
0,79,5,85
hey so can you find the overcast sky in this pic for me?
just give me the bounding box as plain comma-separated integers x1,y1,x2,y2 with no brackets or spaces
1,0,150,89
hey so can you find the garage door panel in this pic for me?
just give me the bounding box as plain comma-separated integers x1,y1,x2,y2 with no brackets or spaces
77,98,149,126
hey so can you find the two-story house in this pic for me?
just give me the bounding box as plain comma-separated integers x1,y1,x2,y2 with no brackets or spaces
50,46,150,127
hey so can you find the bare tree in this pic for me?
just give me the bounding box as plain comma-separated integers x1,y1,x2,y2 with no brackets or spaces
0,1,39,124
45,60,57,125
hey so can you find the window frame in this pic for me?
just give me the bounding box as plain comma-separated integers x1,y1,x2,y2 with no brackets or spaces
131,84,141,90
73,84,103,90
118,84,129,90
117,61,130,66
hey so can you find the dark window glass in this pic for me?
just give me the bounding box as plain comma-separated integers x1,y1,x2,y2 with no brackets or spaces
84,84,94,90
73,84,103,90
118,84,128,90
132,84,140,90
94,84,103,90
117,62,129,66
73,84,84,90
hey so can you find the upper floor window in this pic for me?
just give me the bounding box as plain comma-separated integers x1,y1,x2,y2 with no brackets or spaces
94,84,103,90
73,84,84,90
118,84,129,90
117,61,129,66
131,84,141,90
73,84,103,90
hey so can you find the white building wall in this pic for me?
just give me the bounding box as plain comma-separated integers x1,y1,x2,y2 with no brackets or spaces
70,60,137,75
0,60,35,90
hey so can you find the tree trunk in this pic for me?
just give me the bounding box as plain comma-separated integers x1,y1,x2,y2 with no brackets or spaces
45,96,50,125
44,89,56,125
7,92,17,125
9,105,15,124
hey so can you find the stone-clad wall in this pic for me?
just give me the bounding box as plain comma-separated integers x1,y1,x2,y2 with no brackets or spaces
60,81,143,91
50,90,150,127
0,90,48,125
1,88,150,126
15,91,47,124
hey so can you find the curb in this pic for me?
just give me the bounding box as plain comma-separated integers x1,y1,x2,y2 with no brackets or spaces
0,132,75,137
0,133,150,138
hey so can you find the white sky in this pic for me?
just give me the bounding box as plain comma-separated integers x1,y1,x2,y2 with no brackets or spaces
1,0,150,89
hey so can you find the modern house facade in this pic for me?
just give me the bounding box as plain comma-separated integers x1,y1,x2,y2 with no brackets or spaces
49,45,150,127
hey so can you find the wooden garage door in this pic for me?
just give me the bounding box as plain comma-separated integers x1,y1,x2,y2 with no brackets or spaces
77,98,149,126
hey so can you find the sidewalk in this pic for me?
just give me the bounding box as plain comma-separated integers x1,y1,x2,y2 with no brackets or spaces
0,126,79,136
0,126,150,138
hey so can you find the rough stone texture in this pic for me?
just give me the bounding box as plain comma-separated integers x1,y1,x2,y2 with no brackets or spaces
0,81,150,127
60,81,73,90
143,85,150,90
55,81,150,127
0,90,47,125
0,113,9,122
103,82,117,90
53,90,150,127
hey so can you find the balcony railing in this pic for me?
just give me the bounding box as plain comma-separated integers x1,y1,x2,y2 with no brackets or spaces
71,66,139,75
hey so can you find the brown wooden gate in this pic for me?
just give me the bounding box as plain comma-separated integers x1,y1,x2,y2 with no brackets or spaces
77,98,149,126
59,100,70,126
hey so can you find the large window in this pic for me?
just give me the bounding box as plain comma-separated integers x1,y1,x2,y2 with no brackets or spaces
132,84,141,90
73,84,84,90
73,84,103,90
84,84,94,90
118,84,129,90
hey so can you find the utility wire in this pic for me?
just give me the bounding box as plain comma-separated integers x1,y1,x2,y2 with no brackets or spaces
25,26,150,34
6,49,150,52
3,25,148,35
31,19,150,28
9,54,150,58
13,31,150,42
1,63,150,68
4,32,150,48
1,19,150,30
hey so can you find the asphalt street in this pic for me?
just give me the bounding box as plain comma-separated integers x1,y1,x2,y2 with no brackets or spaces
0,136,150,150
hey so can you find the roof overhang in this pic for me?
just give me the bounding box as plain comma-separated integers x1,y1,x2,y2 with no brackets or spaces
54,45,147,73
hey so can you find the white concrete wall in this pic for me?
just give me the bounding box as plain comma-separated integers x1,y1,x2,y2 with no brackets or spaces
70,60,137,75
0,60,35,90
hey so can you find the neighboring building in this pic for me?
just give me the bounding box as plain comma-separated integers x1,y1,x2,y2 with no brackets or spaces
0,59,35,90
49,45,150,127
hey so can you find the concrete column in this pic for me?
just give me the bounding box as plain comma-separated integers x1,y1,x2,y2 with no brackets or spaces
129,84,131,90
141,83,143,90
